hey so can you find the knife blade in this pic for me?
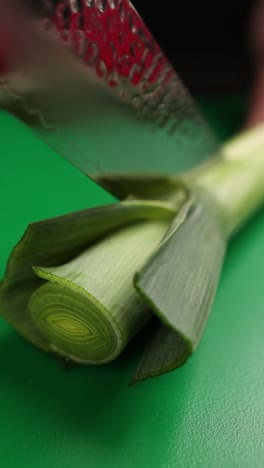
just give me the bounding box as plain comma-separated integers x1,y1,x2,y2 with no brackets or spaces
0,0,219,198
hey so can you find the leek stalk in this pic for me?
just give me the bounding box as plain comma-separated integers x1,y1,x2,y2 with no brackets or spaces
194,124,264,237
1,125,264,383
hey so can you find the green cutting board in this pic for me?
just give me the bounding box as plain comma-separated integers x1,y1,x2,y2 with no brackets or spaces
1,96,264,468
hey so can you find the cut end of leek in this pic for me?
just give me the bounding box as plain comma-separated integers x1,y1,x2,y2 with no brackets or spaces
29,281,123,365
28,218,171,366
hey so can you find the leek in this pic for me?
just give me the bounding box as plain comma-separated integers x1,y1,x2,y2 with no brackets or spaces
1,125,264,383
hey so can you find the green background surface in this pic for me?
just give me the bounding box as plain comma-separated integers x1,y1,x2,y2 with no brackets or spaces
1,96,264,468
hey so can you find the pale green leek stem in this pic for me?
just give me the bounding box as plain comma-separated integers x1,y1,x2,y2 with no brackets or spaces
192,123,264,238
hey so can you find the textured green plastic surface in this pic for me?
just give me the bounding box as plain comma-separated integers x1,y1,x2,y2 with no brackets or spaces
1,97,264,468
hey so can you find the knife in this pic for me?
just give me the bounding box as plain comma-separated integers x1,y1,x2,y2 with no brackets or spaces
0,0,219,198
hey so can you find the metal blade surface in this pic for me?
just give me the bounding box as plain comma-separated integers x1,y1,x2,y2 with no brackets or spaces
0,0,219,197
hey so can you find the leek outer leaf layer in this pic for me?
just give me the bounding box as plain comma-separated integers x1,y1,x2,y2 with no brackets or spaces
132,201,226,383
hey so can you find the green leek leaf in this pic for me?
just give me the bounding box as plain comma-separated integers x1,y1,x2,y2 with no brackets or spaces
132,201,226,383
